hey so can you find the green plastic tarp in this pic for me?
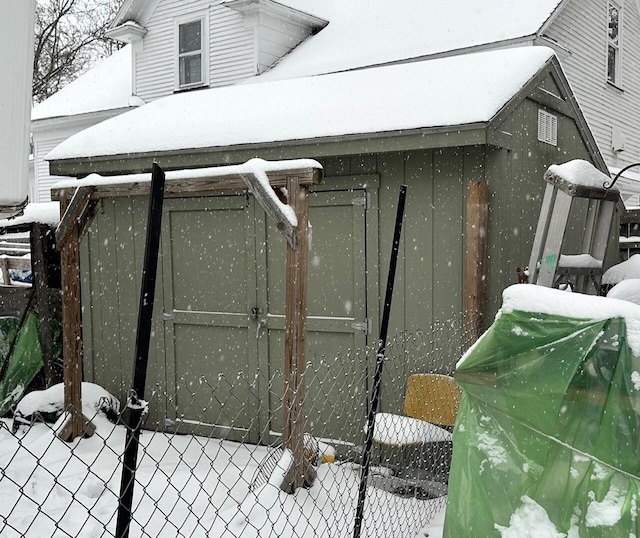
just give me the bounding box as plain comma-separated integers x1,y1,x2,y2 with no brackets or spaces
0,314,43,415
444,286,640,537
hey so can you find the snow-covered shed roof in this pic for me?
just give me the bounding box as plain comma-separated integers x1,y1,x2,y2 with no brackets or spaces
48,47,555,162
31,45,144,122
256,0,564,80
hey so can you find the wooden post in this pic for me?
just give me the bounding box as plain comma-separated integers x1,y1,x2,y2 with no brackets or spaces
59,224,90,439
464,181,489,343
282,176,313,492
0,257,9,286
56,188,97,441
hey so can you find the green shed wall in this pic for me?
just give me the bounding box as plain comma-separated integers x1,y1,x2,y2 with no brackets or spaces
78,96,603,431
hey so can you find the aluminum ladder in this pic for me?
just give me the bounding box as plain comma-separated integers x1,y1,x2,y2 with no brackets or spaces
528,167,620,294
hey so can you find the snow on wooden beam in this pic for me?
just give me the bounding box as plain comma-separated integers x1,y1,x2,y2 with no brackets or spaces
50,158,322,201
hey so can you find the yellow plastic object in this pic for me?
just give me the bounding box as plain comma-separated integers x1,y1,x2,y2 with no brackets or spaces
403,373,461,427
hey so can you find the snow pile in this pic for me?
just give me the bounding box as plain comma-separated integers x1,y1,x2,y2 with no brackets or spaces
13,382,120,429
48,47,555,161
546,160,614,191
607,279,640,306
31,45,144,121
372,413,452,445
498,284,640,356
495,496,565,538
603,254,640,285
0,202,60,229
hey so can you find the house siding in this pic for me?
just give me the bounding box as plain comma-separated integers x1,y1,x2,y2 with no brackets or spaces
257,14,315,73
542,0,640,168
33,135,68,202
135,0,256,102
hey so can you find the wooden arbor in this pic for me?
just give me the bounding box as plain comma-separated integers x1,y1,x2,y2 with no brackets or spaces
52,159,322,483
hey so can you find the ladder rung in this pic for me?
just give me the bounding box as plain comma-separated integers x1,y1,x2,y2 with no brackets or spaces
557,254,602,271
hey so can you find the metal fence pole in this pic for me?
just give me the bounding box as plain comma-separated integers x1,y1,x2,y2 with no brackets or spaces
116,163,166,538
353,185,407,538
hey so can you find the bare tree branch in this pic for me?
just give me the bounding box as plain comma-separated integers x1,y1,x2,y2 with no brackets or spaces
33,0,124,103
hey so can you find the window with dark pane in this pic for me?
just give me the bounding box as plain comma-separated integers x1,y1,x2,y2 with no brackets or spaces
178,20,203,87
607,2,621,84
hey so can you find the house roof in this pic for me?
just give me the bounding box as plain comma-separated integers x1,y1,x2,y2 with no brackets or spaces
31,45,144,122
112,0,564,81
256,0,564,80
48,47,555,162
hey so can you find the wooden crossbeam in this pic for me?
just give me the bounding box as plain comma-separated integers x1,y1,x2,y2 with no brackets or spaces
51,167,322,202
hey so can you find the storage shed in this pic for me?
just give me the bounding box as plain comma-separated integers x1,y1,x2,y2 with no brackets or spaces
48,47,609,441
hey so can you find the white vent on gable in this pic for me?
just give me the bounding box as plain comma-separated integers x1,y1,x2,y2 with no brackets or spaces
537,109,558,146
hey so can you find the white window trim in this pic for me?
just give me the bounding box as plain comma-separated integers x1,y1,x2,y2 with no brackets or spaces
606,1,623,87
174,10,210,91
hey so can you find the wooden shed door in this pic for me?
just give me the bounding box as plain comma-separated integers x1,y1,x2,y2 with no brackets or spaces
256,189,370,445
161,195,261,442
161,189,370,444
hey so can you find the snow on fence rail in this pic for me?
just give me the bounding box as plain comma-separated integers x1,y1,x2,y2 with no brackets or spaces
0,324,472,538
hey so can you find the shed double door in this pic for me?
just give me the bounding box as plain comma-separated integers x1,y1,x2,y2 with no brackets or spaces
161,188,371,444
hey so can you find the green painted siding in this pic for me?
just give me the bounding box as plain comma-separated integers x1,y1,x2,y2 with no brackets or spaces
79,99,602,432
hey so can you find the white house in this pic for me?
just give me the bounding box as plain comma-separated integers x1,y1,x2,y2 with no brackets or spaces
33,0,640,203
30,45,144,202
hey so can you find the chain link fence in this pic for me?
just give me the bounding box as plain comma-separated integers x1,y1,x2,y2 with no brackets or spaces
1,321,473,538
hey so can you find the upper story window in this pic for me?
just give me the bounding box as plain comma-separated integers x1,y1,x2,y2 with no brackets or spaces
607,2,622,85
175,12,209,90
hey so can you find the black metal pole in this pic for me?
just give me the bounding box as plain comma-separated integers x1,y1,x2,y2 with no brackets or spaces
353,185,407,538
116,163,166,538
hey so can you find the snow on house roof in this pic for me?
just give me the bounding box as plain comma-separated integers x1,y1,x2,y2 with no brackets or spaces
256,0,564,80
48,46,555,162
31,45,144,121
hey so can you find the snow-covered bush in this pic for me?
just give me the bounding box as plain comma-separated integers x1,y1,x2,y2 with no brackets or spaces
12,382,120,433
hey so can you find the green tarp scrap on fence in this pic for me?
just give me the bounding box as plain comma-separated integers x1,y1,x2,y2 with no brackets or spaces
444,284,640,538
0,314,43,415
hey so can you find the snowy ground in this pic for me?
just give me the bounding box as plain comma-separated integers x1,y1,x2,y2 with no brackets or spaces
0,411,446,537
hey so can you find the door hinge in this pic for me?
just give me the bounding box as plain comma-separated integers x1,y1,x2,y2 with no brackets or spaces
351,194,369,209
351,318,372,334
162,312,174,321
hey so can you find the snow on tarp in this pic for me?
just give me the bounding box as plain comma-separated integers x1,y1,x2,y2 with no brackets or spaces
445,284,640,537
0,202,60,229
31,45,144,121
47,47,555,161
257,0,563,81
